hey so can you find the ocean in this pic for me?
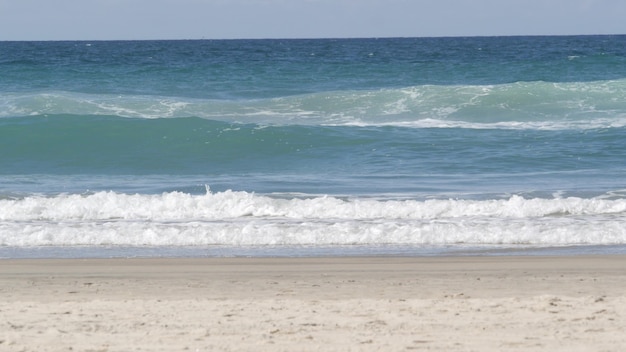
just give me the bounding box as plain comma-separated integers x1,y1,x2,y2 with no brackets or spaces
1,36,625,258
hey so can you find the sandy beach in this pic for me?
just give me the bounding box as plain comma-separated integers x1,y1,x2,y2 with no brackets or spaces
1,255,625,351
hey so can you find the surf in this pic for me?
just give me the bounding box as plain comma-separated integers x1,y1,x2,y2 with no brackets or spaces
1,190,625,247
3,78,626,129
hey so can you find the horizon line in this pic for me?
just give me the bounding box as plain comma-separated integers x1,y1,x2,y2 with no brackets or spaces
2,33,625,43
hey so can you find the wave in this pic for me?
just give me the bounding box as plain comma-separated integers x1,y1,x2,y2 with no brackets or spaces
3,79,626,129
1,190,625,246
3,113,624,177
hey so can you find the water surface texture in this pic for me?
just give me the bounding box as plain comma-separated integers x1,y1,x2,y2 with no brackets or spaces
1,36,625,257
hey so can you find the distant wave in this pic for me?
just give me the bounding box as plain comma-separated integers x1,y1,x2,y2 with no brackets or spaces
3,79,626,129
1,190,625,247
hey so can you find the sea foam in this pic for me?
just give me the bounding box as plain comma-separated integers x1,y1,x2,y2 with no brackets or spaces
1,191,625,247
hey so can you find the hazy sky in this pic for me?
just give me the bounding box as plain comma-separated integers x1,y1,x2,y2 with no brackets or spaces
1,0,625,40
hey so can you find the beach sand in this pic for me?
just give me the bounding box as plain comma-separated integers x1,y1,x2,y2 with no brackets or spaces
1,255,625,351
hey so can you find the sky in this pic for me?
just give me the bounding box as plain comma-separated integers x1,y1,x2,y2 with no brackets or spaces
1,0,625,41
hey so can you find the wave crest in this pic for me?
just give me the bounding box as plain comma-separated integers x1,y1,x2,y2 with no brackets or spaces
3,79,626,129
2,191,626,221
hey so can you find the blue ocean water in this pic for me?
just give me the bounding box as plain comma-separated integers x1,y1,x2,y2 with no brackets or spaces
1,36,625,257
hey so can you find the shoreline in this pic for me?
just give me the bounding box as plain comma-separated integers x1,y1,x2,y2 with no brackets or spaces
3,243,626,259
2,255,626,351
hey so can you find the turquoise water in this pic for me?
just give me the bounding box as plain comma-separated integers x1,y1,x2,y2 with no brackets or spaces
1,36,625,257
